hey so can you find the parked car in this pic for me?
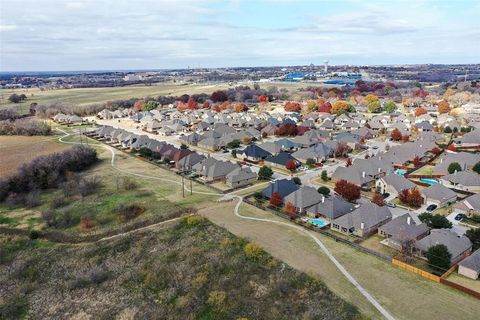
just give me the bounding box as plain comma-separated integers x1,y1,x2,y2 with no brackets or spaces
382,193,390,199
386,202,396,208
454,213,466,221
426,204,437,212
372,146,379,149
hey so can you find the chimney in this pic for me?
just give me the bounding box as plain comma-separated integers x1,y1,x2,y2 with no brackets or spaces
379,156,382,161
360,222,365,229
322,195,325,203
440,158,443,163
407,217,411,225
362,171,366,178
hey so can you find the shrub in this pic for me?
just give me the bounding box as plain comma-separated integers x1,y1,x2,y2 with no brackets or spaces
473,161,480,174
243,242,264,260
292,177,301,185
29,230,40,240
253,192,264,200
78,176,102,197
447,162,462,174
0,108,20,121
207,290,227,310
306,158,315,167
50,195,68,209
80,215,94,230
120,176,138,190
269,192,283,207
0,118,51,136
117,203,145,221
25,190,41,208
258,166,273,180
321,170,328,181
186,215,203,226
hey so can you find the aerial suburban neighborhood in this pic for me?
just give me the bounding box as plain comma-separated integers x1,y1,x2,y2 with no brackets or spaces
1,0,480,319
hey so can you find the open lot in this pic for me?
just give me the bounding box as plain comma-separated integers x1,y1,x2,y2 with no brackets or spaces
200,200,480,320
0,135,67,178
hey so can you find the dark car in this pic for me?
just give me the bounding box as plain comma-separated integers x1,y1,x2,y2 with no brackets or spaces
426,204,437,212
454,213,466,221
382,193,390,199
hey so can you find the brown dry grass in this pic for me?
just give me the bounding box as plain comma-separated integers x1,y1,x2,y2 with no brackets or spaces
0,136,67,178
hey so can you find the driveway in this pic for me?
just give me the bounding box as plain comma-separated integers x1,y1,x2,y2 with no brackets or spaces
446,211,469,236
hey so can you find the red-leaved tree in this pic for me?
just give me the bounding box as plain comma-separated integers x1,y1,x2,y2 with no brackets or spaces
390,128,402,141
269,192,283,207
286,159,297,172
334,179,361,202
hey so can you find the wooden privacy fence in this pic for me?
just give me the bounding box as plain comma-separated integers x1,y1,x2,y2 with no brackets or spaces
391,258,441,282
440,278,480,299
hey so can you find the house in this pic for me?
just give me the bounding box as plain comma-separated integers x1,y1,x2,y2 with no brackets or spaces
453,193,480,217
291,143,334,163
416,121,434,132
332,167,375,189
455,129,480,147
264,152,300,168
180,132,202,146
376,173,416,195
331,203,392,237
262,179,299,200
257,142,282,156
192,158,239,181
238,145,272,162
415,229,472,265
458,249,480,280
274,138,300,151
198,137,223,151
226,167,257,188
440,171,480,192
421,184,457,208
306,195,355,221
378,214,429,251
433,152,480,175
283,186,323,213
176,153,205,171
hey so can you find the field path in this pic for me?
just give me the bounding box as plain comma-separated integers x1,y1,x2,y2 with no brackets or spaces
57,127,395,320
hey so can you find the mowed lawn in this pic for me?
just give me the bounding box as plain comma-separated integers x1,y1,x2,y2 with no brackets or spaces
200,201,480,320
0,135,67,178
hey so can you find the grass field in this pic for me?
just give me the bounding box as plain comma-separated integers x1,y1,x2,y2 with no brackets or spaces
200,200,480,320
0,218,361,320
0,81,318,113
0,130,217,233
0,135,67,178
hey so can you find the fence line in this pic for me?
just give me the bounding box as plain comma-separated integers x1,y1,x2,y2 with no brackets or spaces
391,259,441,282
440,278,480,299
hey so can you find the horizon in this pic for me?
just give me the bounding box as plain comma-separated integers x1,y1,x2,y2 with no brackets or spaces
1,0,480,71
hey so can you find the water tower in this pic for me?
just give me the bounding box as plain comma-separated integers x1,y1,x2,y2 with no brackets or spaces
323,60,329,73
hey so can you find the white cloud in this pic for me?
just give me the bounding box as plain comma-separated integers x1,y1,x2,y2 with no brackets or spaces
0,24,17,32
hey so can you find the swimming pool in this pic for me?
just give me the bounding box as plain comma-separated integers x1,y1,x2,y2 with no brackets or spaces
395,169,407,176
419,178,438,185
307,218,329,228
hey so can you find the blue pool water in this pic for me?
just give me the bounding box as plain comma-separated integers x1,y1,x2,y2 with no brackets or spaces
395,169,407,176
308,218,329,228
419,178,438,185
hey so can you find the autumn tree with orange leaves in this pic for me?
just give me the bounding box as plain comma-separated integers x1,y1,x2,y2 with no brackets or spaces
390,128,402,141
437,100,450,114
331,100,350,115
269,192,283,207
334,179,361,202
415,107,427,117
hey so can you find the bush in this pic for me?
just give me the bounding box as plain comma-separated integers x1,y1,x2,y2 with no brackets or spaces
426,244,451,272
25,190,41,208
447,162,462,174
78,176,102,197
207,290,227,310
292,177,301,185
186,215,203,226
253,192,264,200
0,118,51,136
321,170,328,181
80,215,94,230
258,166,273,180
117,203,145,221
50,195,68,208
0,145,98,202
29,230,40,240
243,242,264,261
0,108,20,121
120,176,138,190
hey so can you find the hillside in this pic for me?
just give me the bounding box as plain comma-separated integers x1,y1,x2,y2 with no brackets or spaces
0,216,362,320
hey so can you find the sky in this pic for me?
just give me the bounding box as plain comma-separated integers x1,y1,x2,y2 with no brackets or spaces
0,0,479,71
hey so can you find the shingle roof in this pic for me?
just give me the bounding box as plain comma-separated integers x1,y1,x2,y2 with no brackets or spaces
379,214,429,242
459,249,480,272
380,174,416,193
284,186,323,209
262,179,299,199
306,195,355,220
333,202,392,231
415,229,472,260
422,184,457,202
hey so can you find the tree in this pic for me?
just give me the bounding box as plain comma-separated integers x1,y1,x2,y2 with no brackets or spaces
187,97,198,110
390,128,402,141
398,189,423,208
447,162,462,174
413,155,421,167
321,170,328,182
306,158,315,167
306,100,318,112
258,166,273,180
473,161,480,174
284,202,296,217
234,103,248,112
292,177,302,185
367,100,382,113
258,95,268,103
231,149,237,158
317,186,330,196
465,228,480,250
418,212,452,229
318,102,332,113
284,101,302,112
446,144,457,152
8,94,26,103
431,147,442,155
286,159,297,172
144,101,159,111
437,100,450,114
426,244,451,272
269,192,283,207
372,192,385,206
133,100,145,111
334,179,360,202
415,107,427,117
345,158,352,167
180,143,188,150
384,101,397,113
365,94,379,104
334,142,350,157
226,139,241,149
211,90,227,102
443,126,452,133
242,136,251,145
331,100,350,115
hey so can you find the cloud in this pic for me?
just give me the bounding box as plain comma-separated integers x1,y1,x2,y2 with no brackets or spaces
0,24,17,32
